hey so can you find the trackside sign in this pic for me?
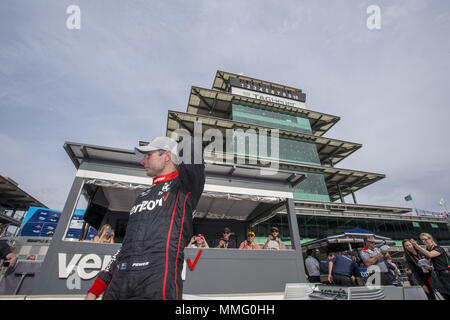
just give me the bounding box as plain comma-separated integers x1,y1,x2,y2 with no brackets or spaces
58,253,112,280
58,253,188,282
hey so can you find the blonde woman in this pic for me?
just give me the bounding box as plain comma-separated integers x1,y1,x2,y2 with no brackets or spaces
94,224,115,244
411,233,449,300
188,234,209,248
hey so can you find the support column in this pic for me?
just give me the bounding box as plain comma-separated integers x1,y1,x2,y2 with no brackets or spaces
286,198,307,283
337,184,345,203
51,176,85,243
351,190,357,204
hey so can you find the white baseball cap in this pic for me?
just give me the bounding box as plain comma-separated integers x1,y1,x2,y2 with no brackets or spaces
135,136,179,164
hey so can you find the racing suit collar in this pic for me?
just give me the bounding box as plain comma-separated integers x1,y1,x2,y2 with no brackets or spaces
152,170,179,185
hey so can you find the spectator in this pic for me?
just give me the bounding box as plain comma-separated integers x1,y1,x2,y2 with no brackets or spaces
0,240,17,269
359,236,392,285
305,249,321,283
262,227,286,250
320,252,335,284
385,253,401,286
239,231,261,250
411,233,450,300
404,268,416,286
402,239,435,300
26,255,37,261
94,224,115,244
216,227,236,248
328,252,363,286
188,234,209,248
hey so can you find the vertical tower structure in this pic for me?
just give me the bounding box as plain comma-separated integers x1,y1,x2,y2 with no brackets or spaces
166,70,450,245
168,70,385,204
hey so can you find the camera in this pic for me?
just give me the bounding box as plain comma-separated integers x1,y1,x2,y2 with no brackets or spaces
418,258,430,267
105,229,113,238
2,260,9,267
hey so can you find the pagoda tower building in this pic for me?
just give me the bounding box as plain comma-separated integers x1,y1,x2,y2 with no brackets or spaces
166,70,450,246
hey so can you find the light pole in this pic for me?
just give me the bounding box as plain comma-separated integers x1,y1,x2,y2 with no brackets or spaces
440,198,449,226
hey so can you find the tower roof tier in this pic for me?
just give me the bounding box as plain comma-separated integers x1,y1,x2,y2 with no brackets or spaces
321,167,385,202
166,110,361,167
187,86,339,137
200,154,384,204
213,70,304,97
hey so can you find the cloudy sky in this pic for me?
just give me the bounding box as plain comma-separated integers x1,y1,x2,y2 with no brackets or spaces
1,0,449,213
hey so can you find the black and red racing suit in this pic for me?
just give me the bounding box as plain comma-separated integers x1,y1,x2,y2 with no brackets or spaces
88,146,205,300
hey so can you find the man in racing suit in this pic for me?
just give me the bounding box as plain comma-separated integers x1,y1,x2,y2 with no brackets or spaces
85,136,205,300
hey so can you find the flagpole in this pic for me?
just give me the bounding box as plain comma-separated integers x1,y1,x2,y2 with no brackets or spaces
411,197,417,215
440,198,448,214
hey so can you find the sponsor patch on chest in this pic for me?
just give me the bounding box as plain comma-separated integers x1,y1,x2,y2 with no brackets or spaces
130,196,166,215
131,182,172,215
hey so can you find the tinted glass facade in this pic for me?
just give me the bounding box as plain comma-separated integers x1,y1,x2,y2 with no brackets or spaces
293,172,330,202
234,130,320,165
230,102,329,202
252,214,450,245
231,102,312,134
232,131,320,166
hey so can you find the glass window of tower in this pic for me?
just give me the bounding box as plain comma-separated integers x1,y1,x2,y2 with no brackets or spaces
231,102,312,134
252,214,450,246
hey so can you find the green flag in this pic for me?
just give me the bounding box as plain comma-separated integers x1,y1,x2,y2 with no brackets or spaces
404,194,412,201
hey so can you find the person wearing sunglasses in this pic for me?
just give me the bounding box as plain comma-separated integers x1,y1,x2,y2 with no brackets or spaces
239,231,261,250
216,227,236,248
359,236,392,285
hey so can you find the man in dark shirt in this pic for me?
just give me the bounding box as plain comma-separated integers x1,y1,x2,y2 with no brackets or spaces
320,252,335,284
328,252,363,286
85,136,205,300
216,227,236,249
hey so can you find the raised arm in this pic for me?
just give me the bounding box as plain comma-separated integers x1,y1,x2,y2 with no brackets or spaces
177,137,205,207
361,251,384,267
411,240,442,259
